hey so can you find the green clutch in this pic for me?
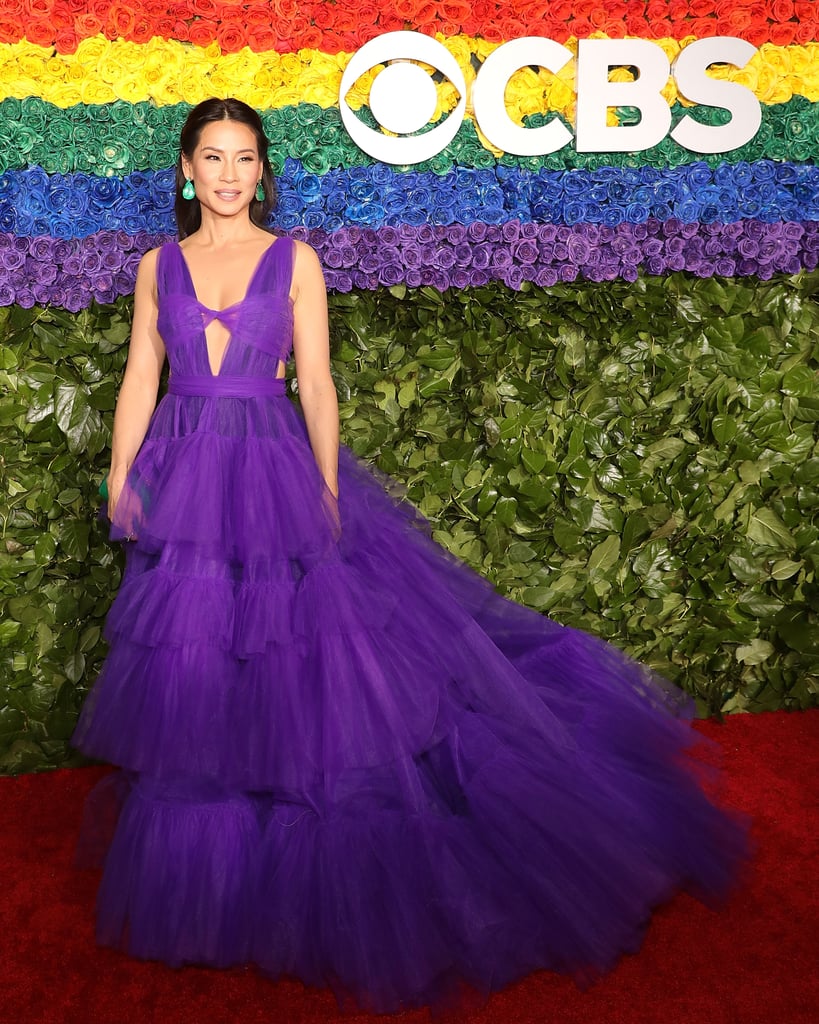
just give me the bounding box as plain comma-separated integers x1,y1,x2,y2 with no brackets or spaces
99,478,108,501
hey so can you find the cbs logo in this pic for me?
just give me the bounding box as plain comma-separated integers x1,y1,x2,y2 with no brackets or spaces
338,31,761,164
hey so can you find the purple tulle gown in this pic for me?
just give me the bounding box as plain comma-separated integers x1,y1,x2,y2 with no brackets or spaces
73,237,749,1013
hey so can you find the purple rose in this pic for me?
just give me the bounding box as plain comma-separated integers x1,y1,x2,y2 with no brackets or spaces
453,243,472,266
377,262,404,286
503,265,525,289
472,246,491,270
431,245,456,270
715,258,736,276
535,266,558,287
327,270,353,292
29,236,54,261
406,268,422,288
512,239,538,265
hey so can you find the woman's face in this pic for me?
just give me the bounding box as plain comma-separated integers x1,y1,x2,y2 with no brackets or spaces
181,119,263,218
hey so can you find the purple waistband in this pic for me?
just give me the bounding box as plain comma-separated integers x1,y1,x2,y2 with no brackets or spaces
167,375,286,398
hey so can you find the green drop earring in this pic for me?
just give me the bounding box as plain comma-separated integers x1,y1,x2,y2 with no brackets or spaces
255,180,266,202
182,178,196,200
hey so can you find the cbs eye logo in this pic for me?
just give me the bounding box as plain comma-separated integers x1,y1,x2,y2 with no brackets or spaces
339,31,468,165
338,30,761,164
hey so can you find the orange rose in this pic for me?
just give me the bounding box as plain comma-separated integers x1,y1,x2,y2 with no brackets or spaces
272,0,298,18
767,0,796,19
74,13,103,36
794,1,816,17
27,0,52,17
668,0,690,20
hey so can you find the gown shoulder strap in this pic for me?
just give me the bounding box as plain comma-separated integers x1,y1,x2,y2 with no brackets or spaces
155,241,187,301
249,235,296,305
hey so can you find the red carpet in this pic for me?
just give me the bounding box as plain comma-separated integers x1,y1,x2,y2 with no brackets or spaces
1,710,817,1024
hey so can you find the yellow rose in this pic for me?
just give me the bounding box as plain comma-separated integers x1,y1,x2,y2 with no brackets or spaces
75,36,108,65
49,82,82,106
80,78,116,104
548,76,575,116
657,38,682,62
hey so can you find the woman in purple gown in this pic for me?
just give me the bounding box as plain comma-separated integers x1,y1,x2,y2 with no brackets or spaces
73,98,749,1014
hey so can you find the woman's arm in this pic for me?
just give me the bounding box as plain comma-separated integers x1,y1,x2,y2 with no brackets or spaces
291,241,339,499
107,248,166,520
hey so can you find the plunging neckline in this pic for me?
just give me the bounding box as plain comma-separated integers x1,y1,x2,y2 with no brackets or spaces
175,238,280,314
175,239,279,376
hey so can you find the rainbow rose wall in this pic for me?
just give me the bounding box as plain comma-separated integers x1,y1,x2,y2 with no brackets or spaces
1,0,818,772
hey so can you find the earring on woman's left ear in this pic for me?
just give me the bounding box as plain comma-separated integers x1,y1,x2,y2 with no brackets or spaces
255,181,266,202
182,178,196,200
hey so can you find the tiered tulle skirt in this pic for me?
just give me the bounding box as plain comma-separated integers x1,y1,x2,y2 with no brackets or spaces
74,389,749,1012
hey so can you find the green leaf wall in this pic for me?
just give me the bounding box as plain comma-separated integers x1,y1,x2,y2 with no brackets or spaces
2,271,818,773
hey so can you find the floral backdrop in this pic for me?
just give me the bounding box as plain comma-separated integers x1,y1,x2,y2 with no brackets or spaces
1,0,818,306
0,1,818,770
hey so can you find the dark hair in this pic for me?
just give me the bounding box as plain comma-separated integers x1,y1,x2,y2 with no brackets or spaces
174,98,277,239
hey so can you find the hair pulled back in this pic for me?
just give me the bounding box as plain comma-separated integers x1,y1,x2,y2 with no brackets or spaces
174,98,277,239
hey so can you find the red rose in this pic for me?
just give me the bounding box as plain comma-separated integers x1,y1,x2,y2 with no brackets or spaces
768,22,797,45
548,0,576,21
568,16,592,38
393,0,424,19
793,1,816,18
646,1,671,22
668,0,690,21
479,24,504,43
26,17,54,44
300,25,325,49
376,13,405,32
683,16,715,38
624,15,650,36
440,0,471,21
86,0,111,23
188,18,216,47
768,0,796,19
689,0,717,16
153,17,178,39
216,21,247,52
189,0,217,17
54,25,78,51
793,19,818,44
132,13,155,44
647,17,673,39
106,4,135,38
246,24,277,50
311,3,335,29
